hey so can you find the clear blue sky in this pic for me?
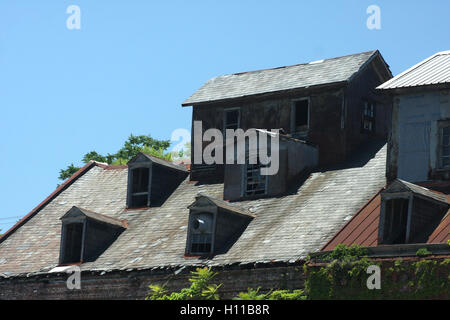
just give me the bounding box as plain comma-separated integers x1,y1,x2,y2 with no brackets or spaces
0,0,449,232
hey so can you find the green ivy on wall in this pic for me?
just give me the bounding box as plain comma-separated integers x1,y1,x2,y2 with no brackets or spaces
304,244,450,300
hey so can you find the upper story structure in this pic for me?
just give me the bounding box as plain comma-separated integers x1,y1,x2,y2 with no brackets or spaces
378,50,450,183
184,50,393,188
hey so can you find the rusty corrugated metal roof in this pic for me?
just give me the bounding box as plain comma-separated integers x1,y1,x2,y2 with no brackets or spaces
377,50,450,90
322,183,450,251
321,191,381,251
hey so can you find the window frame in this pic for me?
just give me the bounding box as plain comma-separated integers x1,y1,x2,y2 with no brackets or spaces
290,97,310,135
127,163,152,208
361,101,376,133
223,107,241,131
187,209,217,256
243,159,268,197
59,218,86,265
379,192,413,245
438,121,450,170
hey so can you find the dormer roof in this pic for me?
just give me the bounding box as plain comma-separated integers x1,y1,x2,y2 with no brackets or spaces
188,194,255,218
128,152,188,172
60,206,128,229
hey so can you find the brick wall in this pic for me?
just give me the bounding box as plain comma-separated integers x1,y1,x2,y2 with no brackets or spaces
0,264,305,300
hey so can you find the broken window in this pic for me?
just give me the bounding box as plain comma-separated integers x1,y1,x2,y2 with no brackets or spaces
130,167,150,208
61,223,84,264
362,101,375,133
382,198,409,244
293,99,309,131
224,109,240,130
189,213,213,255
440,126,450,168
244,154,267,197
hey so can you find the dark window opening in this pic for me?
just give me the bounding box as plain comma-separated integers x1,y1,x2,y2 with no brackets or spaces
130,167,150,208
244,154,267,197
382,198,409,244
294,99,309,130
132,168,149,193
362,102,375,133
441,126,450,168
62,223,83,264
225,109,239,130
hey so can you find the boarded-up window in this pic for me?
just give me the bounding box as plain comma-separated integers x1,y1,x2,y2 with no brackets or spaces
62,223,83,264
382,198,409,244
441,126,450,168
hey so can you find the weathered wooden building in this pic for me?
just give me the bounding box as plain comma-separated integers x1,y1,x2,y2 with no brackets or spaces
0,50,411,299
185,50,392,182
322,51,450,278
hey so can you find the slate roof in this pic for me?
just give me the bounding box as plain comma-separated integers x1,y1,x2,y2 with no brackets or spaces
183,50,386,106
377,50,450,90
0,142,387,277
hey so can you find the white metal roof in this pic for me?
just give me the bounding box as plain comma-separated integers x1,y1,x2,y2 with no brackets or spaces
377,50,450,90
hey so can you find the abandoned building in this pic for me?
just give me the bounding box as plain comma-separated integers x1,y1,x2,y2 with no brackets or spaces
321,51,450,281
0,50,448,299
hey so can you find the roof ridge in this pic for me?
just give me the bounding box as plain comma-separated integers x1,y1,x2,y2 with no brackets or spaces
226,50,377,77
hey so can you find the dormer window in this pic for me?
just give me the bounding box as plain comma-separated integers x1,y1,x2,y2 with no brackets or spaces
61,222,84,264
190,213,213,254
223,133,318,201
60,207,127,265
131,167,150,207
379,179,449,245
382,198,409,244
244,155,267,197
186,195,254,256
127,153,188,208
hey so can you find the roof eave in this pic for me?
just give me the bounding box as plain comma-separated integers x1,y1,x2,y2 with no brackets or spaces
377,82,450,95
181,81,349,107
0,161,99,244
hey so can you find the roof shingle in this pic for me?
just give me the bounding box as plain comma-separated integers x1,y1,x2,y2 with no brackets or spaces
0,142,387,277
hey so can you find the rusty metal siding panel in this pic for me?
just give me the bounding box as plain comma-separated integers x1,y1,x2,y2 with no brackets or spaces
378,51,450,90
427,212,450,244
184,51,379,106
